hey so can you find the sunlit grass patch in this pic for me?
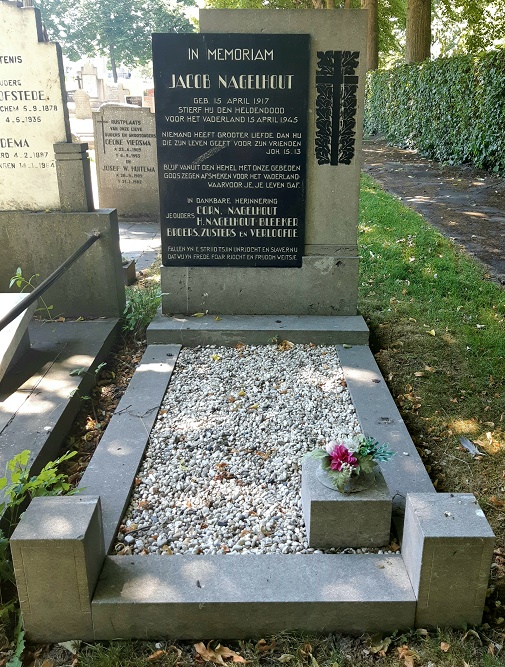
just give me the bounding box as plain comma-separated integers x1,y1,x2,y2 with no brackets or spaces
359,173,505,564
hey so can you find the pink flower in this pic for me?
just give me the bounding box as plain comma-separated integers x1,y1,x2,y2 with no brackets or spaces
328,444,358,471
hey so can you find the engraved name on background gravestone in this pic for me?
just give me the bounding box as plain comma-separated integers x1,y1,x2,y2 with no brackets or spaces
1,0,70,210
153,33,310,267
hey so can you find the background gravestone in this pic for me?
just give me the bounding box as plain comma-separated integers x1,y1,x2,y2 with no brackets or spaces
80,63,105,103
74,89,92,120
143,88,155,113
0,0,71,210
157,9,367,315
93,104,158,218
105,83,130,104
126,96,143,107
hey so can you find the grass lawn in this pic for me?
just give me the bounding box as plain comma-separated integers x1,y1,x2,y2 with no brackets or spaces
359,174,505,554
4,174,505,666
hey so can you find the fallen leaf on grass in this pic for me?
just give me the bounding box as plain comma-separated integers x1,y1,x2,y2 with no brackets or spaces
255,639,275,653
397,645,416,667
427,329,436,336
278,655,295,663
147,650,166,661
195,642,247,664
461,629,482,643
440,642,450,652
369,635,392,656
489,496,505,508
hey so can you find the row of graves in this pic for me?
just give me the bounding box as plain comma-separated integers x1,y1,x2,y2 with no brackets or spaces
1,0,496,643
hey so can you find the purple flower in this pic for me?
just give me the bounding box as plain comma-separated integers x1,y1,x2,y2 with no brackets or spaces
328,444,358,471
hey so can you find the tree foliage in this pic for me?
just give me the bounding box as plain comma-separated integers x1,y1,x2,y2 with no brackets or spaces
204,0,406,67
434,0,505,55
36,0,195,68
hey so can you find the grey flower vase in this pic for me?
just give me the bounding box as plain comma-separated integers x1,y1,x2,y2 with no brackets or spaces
316,465,378,494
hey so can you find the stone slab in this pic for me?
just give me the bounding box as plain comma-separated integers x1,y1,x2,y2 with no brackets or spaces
301,457,392,548
11,495,104,642
0,209,125,318
92,553,415,639
337,344,434,514
0,293,37,383
402,493,494,628
78,345,181,552
161,256,358,316
0,319,118,511
147,314,369,346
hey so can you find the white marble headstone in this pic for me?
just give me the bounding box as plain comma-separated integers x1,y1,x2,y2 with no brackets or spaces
0,1,70,210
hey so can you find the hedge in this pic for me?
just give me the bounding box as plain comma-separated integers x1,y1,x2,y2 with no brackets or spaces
364,50,505,173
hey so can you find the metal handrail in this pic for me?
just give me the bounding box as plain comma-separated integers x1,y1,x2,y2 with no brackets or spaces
0,231,101,333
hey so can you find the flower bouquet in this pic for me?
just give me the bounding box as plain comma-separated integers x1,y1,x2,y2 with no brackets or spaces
307,435,395,493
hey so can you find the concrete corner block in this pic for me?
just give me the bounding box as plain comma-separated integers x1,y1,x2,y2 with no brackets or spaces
402,493,494,628
301,457,392,548
10,495,105,642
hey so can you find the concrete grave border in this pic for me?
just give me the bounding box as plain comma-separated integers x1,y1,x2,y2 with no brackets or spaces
11,340,494,641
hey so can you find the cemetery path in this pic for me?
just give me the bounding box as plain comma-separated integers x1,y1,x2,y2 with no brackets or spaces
363,138,505,286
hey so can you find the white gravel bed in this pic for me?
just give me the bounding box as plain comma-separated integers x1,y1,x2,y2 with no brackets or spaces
115,344,394,556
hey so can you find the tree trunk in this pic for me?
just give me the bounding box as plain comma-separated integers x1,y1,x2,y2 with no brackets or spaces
344,0,351,7
406,0,431,63
110,44,118,83
312,0,325,8
361,0,378,70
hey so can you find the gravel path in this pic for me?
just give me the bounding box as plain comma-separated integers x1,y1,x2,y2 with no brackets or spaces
116,344,365,556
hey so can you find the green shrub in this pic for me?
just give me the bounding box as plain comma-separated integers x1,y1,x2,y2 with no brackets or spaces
365,49,505,173
122,283,161,340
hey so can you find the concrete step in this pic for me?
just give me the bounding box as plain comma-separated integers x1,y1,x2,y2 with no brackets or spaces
0,319,119,504
147,313,369,346
0,293,38,384
92,553,416,638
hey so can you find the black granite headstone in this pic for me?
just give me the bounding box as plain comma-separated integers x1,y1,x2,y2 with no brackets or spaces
153,33,310,267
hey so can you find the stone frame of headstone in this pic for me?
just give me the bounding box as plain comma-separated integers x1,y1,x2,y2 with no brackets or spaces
158,10,367,316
